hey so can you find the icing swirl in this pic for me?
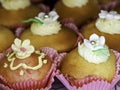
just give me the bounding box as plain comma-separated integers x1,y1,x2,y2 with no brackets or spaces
0,0,31,10
96,10,120,34
78,34,110,64
30,11,61,36
62,0,88,8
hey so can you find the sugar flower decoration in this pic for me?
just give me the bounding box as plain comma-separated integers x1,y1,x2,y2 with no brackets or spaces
35,11,59,23
11,38,35,59
99,10,120,20
84,33,105,50
78,34,110,64
23,11,59,24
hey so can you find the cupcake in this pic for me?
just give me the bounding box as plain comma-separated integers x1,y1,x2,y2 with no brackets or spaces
0,38,57,90
0,25,15,53
56,33,120,90
0,0,41,29
19,11,82,52
81,10,120,52
54,0,100,26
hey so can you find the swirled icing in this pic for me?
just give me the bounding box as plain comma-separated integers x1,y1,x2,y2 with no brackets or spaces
0,0,31,10
96,10,120,34
31,21,61,36
62,0,88,8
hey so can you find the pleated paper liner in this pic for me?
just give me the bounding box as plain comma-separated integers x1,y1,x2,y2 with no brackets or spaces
56,50,120,90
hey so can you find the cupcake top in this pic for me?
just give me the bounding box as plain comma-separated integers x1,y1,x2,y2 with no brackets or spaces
78,33,110,64
62,0,88,8
3,38,48,76
95,10,120,34
23,11,61,36
0,0,31,10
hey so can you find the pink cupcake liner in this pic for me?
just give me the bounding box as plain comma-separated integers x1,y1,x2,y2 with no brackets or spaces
37,4,50,13
100,0,120,11
56,50,120,90
15,26,25,37
0,48,12,61
9,23,30,31
0,47,59,90
60,21,84,49
0,83,12,90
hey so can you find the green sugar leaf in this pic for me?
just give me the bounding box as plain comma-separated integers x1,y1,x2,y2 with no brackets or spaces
22,18,43,24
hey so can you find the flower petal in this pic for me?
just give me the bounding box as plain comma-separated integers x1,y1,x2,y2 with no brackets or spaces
22,39,30,47
84,39,94,50
14,38,21,48
26,46,35,53
11,44,19,51
99,36,105,46
90,33,99,41
38,12,45,18
49,11,59,21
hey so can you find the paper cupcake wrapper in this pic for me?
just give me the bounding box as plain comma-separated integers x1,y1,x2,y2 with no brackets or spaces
0,47,59,90
0,84,12,90
100,0,120,11
56,50,120,90
0,48,12,61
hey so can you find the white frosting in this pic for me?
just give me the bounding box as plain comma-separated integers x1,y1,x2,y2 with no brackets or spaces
31,21,61,36
78,34,110,64
31,11,61,36
0,0,31,10
96,10,120,34
62,0,88,8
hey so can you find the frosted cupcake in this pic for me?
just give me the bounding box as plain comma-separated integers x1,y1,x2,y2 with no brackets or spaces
0,0,41,29
0,38,57,90
56,34,120,90
81,10,120,52
54,0,100,26
0,25,15,53
20,11,82,52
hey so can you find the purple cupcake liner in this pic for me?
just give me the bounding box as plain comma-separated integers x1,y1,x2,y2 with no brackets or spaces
0,47,59,90
56,50,120,90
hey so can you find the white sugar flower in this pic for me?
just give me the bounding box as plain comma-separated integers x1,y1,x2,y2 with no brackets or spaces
35,11,59,23
84,34,105,50
11,38,35,59
99,10,120,20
